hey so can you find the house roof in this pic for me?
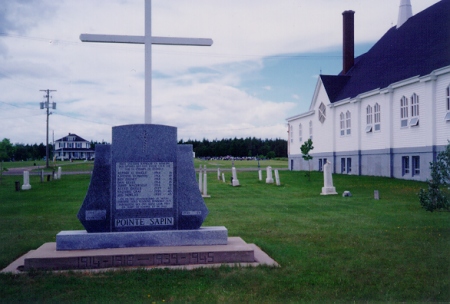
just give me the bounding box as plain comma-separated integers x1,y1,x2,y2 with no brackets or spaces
322,0,450,103
55,133,89,142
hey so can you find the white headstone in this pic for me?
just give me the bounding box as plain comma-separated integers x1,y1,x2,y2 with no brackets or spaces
202,168,210,198
222,173,225,183
21,171,31,190
198,165,203,192
232,167,240,187
321,161,337,195
258,169,262,181
374,190,380,200
80,0,213,124
217,168,221,180
275,169,280,186
266,166,274,184
57,167,62,179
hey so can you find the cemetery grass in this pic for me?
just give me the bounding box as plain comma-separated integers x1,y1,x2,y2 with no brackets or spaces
0,172,449,302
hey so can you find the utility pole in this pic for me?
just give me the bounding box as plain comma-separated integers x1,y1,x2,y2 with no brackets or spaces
40,90,57,168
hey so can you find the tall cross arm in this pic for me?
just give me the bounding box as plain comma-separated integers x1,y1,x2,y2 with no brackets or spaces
80,34,213,46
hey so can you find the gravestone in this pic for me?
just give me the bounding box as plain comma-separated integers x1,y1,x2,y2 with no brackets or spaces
198,165,203,192
217,168,221,180
231,167,240,187
222,173,225,183
21,171,31,190
202,166,210,198
266,166,274,184
275,169,280,186
374,190,380,200
320,161,337,195
77,124,208,233
55,125,228,250
258,169,262,181
342,190,352,197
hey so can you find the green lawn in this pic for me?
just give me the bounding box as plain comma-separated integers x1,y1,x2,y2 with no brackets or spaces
0,170,448,303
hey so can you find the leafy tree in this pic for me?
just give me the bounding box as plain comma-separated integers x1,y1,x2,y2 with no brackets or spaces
301,139,314,181
0,138,13,161
419,142,450,212
266,151,276,159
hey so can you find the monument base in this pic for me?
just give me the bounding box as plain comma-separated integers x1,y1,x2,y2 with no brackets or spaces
56,226,228,251
1,237,279,272
320,187,338,195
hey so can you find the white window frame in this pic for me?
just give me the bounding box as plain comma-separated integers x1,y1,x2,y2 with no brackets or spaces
298,124,302,142
402,156,410,176
446,86,450,121
410,93,419,127
412,156,420,176
346,111,351,135
374,103,381,131
318,103,326,123
401,96,408,127
366,105,373,133
290,125,293,143
340,113,345,136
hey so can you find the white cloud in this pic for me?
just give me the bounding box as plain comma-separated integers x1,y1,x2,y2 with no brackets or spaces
0,0,441,145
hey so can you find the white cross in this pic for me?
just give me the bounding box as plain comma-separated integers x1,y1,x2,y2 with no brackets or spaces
80,0,213,124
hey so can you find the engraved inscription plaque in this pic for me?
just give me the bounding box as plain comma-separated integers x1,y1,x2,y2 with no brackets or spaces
116,162,173,210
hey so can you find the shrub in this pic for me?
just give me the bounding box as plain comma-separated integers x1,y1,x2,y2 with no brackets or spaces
418,143,450,212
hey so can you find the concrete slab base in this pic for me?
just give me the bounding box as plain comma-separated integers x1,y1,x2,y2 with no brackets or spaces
56,226,228,250
1,237,279,273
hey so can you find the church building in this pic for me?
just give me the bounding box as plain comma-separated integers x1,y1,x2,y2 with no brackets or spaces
286,0,450,181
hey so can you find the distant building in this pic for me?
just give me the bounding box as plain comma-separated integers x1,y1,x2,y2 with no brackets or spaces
54,133,94,160
286,0,450,181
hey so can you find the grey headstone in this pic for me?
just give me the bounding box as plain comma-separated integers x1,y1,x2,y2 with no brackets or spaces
374,190,380,200
342,190,352,197
77,124,208,233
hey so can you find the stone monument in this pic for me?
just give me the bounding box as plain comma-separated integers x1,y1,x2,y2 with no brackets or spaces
7,0,279,272
266,166,274,184
231,167,240,187
275,169,280,186
55,0,226,250
21,171,31,190
320,161,338,195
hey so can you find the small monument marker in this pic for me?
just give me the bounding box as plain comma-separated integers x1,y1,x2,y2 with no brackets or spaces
21,171,31,190
320,161,337,195
232,167,240,187
275,169,280,186
266,166,274,184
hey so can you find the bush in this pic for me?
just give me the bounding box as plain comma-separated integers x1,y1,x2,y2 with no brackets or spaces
418,143,450,212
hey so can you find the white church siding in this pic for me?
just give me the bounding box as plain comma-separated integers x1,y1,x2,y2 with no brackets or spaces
311,85,334,155
435,70,450,147
287,1,450,181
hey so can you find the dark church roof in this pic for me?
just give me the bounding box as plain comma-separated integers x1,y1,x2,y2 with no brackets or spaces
322,0,450,103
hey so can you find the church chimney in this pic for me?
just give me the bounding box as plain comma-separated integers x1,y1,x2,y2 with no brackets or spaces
342,10,355,74
397,0,413,28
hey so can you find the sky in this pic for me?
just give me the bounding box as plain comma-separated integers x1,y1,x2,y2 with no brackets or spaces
0,0,441,145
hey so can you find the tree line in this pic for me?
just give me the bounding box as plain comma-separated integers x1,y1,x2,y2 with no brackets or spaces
178,137,287,159
0,138,110,162
0,137,288,161
0,138,52,162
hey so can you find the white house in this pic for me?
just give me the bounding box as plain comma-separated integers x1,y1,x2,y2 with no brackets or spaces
286,0,450,181
54,133,94,160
